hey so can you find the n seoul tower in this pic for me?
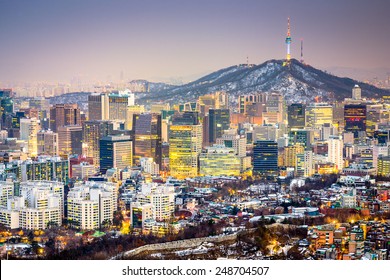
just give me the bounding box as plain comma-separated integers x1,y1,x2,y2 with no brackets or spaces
285,17,292,63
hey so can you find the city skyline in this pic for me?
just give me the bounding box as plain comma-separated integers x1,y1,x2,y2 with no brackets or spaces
1,0,390,83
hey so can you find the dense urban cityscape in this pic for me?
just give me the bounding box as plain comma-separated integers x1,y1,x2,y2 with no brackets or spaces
1,2,390,263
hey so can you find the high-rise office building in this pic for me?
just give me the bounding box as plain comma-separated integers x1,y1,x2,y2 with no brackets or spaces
296,150,314,177
327,135,344,171
88,93,109,121
253,140,278,176
288,104,305,129
133,113,162,166
305,103,333,128
37,130,59,156
50,104,81,132
344,104,367,138
199,145,241,176
352,85,362,100
169,112,202,179
108,90,135,121
82,121,113,165
208,109,230,144
58,125,83,156
99,135,132,174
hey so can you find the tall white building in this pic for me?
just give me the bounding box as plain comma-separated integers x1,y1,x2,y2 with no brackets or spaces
135,183,175,222
327,135,344,171
140,157,160,176
67,181,118,230
0,181,63,229
352,85,361,100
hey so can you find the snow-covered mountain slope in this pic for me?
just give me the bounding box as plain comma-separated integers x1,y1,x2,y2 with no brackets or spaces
138,59,390,105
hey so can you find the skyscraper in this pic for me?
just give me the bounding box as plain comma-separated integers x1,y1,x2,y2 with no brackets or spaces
253,140,278,176
88,93,109,121
99,135,132,174
344,104,366,138
50,104,81,132
82,121,113,165
133,113,162,166
305,103,333,128
58,125,83,156
169,112,202,179
327,135,344,171
288,103,305,129
37,130,58,156
208,109,230,144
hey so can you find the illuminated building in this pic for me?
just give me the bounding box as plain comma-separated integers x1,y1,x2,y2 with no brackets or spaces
49,104,81,132
136,183,175,222
99,135,132,174
374,129,390,144
208,109,230,144
130,202,153,231
377,156,390,177
352,84,362,100
332,102,345,129
37,130,58,156
344,104,367,138
199,145,241,176
0,181,14,207
253,140,278,176
372,145,389,170
88,90,135,122
82,121,113,165
125,105,145,130
20,157,69,185
168,112,202,179
283,144,305,168
366,104,382,136
296,150,314,177
288,103,305,129
0,181,65,229
67,181,118,230
20,118,39,157
58,125,83,156
133,113,162,166
327,135,344,171
88,93,109,121
305,103,333,128
108,90,135,121
289,129,314,147
238,93,266,115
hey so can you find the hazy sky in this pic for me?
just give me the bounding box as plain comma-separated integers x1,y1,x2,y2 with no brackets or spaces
0,0,389,83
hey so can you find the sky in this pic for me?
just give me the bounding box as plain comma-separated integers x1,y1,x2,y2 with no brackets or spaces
0,0,389,83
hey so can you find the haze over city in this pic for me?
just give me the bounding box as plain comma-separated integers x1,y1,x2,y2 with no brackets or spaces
1,0,389,83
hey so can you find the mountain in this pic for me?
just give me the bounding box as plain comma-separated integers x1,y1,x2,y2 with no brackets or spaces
137,59,390,105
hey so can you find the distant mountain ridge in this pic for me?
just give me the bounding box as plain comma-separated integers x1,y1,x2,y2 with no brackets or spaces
137,59,390,105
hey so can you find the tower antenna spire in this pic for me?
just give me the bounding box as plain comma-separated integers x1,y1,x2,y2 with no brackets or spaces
300,38,304,63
